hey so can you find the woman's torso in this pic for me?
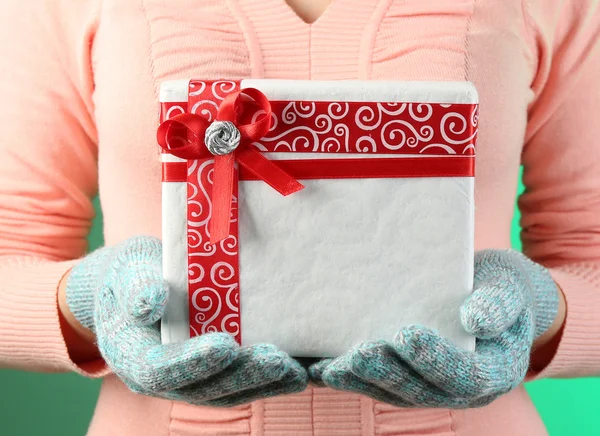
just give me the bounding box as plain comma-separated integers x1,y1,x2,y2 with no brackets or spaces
90,0,546,434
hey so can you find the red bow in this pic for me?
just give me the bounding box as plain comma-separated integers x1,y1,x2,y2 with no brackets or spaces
157,88,304,243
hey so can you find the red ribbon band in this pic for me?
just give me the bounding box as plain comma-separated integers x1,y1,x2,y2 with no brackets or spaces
163,156,474,183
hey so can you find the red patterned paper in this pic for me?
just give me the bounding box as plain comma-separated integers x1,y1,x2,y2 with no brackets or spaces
186,160,241,342
162,81,243,342
259,100,477,155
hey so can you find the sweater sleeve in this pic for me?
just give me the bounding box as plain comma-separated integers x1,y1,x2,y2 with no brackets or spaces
0,0,106,376
519,0,600,378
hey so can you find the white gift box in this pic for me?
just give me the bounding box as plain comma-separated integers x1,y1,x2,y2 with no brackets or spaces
158,79,478,357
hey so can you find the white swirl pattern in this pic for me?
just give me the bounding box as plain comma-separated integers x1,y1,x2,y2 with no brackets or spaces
191,287,221,329
189,81,206,97
188,263,205,284
165,105,185,119
408,103,433,122
221,314,240,336
381,120,435,150
355,105,380,130
211,81,237,100
379,102,407,116
327,102,349,120
190,100,219,122
441,112,478,145
356,136,377,153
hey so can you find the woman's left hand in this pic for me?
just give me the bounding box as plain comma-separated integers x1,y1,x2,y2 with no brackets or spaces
308,249,561,408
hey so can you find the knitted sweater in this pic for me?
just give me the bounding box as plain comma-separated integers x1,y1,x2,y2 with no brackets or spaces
1,1,599,434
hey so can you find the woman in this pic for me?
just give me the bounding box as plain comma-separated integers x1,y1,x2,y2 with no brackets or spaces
1,0,599,434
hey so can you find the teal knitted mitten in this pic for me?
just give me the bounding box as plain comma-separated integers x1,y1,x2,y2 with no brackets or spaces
308,249,560,408
66,236,307,407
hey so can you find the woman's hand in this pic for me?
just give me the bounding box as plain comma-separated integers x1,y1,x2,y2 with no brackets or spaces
308,249,562,408
63,236,308,407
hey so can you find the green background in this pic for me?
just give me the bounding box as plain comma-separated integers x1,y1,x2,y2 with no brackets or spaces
1,186,599,436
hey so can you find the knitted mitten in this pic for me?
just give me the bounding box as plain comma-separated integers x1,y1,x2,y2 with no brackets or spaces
308,249,560,408
66,236,307,407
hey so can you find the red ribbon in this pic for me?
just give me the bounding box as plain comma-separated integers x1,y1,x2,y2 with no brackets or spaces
157,88,305,243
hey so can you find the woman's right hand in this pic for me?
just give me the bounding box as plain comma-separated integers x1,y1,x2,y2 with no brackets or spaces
63,236,307,407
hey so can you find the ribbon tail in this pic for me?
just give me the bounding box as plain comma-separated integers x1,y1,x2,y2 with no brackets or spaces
236,147,304,196
209,154,236,244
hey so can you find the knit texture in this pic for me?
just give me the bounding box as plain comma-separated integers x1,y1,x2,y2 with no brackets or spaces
65,236,307,406
66,246,115,331
308,249,560,408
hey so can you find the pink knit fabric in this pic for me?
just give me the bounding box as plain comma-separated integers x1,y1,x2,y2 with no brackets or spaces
1,0,599,434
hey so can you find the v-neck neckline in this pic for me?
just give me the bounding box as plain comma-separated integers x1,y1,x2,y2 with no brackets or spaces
281,0,336,26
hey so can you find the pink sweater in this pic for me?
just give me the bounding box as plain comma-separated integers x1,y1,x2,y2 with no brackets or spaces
1,1,600,435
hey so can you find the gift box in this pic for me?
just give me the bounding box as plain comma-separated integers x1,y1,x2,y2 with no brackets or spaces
158,79,478,357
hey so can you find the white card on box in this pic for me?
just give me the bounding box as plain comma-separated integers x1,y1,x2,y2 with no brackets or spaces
160,79,477,357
